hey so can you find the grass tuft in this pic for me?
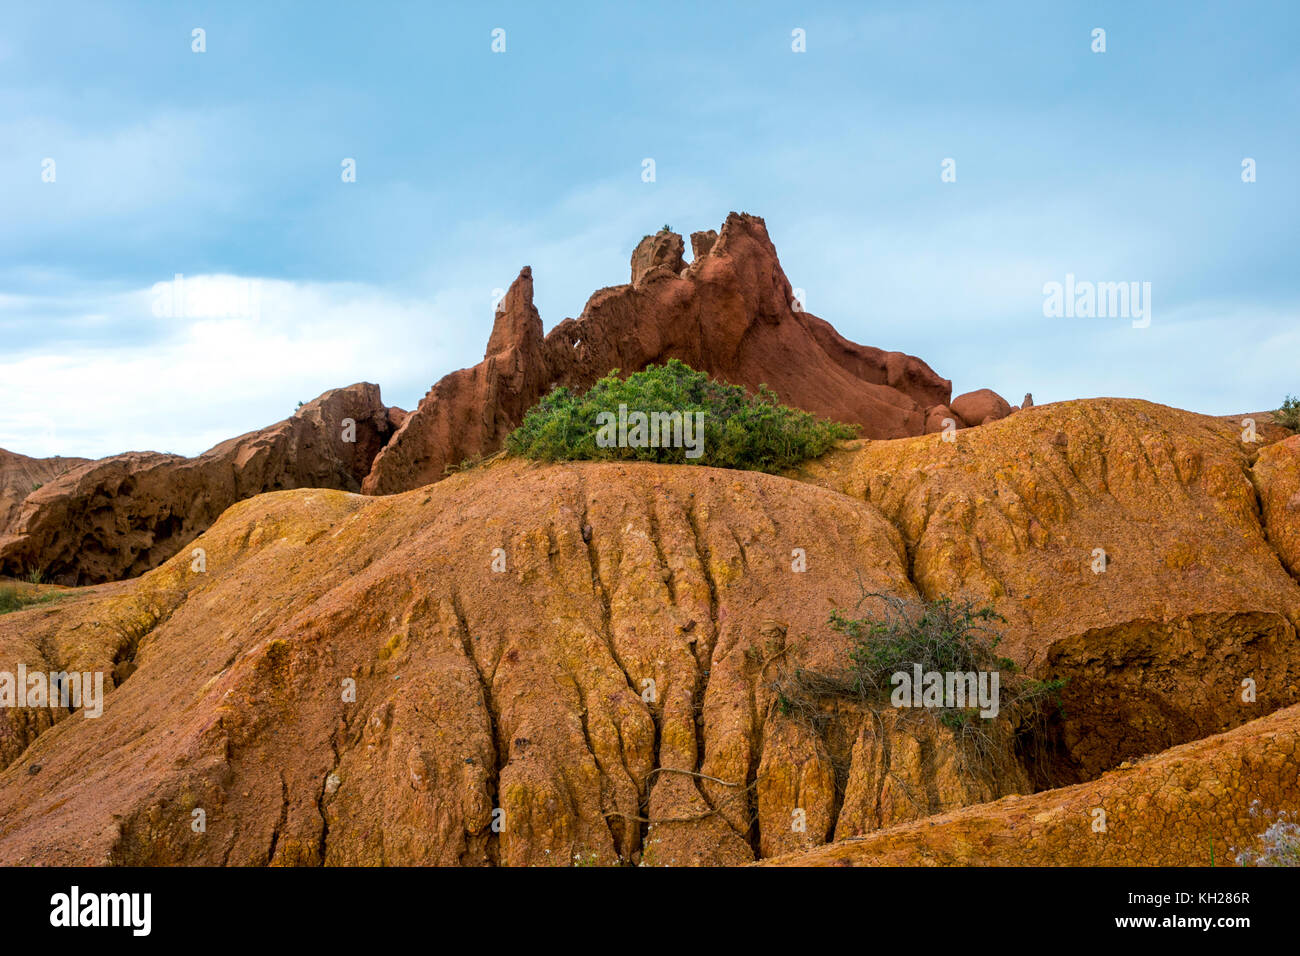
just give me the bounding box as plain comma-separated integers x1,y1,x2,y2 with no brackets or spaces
0,583,60,615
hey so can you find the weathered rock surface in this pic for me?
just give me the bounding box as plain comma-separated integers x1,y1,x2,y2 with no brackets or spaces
0,385,400,586
1221,410,1295,446
0,459,919,864
0,450,90,540
769,700,1300,866
630,230,686,286
829,709,1030,843
363,213,976,495
950,388,1012,427
690,229,718,260
922,404,958,435
1254,434,1300,580
799,398,1300,781
0,398,1297,865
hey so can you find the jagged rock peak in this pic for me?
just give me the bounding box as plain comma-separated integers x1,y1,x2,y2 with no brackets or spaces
485,266,542,358
690,229,718,260
630,229,686,286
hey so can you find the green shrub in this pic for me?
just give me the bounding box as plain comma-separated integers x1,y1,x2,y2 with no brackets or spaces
776,593,1065,718
832,596,1017,699
505,359,858,473
1276,395,1300,431
769,591,1067,787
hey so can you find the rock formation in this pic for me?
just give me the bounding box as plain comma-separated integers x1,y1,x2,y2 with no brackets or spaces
950,388,1013,427
0,449,90,539
1,398,1296,865
629,230,686,285
363,213,1009,495
768,699,1300,866
0,213,1016,585
0,384,402,585
800,398,1300,780
1254,434,1300,579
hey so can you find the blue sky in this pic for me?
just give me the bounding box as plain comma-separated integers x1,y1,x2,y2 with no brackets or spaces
2,0,1297,458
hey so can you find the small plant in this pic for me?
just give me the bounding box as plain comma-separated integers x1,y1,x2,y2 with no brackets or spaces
0,586,25,614
1235,804,1300,866
830,595,1018,697
940,709,972,731
506,359,858,473
295,400,305,411
30,481,42,492
26,568,43,586
0,584,59,615
660,223,672,233
778,592,1066,718
770,589,1067,788
1276,395,1300,431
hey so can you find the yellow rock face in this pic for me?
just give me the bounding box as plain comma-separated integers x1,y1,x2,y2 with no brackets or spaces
1255,434,1300,580
766,700,1300,867
0,398,1296,866
799,398,1300,780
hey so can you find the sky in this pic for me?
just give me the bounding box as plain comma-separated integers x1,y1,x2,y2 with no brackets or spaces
1,0,1297,458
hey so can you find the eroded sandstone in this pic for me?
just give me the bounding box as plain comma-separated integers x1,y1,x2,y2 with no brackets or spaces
0,384,401,585
0,399,1296,865
798,398,1300,781
363,213,1010,495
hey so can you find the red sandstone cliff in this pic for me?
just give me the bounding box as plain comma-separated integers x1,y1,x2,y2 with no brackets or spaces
363,213,1004,494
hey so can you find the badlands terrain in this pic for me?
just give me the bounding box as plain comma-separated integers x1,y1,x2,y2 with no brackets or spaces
0,214,1297,866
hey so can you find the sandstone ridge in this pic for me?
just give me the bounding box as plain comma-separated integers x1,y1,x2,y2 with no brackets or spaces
1,398,1296,866
362,213,1015,494
0,384,404,585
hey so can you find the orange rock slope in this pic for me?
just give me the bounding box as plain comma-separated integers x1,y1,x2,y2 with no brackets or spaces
0,398,1295,865
768,700,1300,866
798,399,1300,781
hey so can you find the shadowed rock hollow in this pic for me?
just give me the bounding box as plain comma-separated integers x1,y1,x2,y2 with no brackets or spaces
1,398,1297,866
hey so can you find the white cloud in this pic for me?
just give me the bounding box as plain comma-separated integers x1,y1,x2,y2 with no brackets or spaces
0,275,473,459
